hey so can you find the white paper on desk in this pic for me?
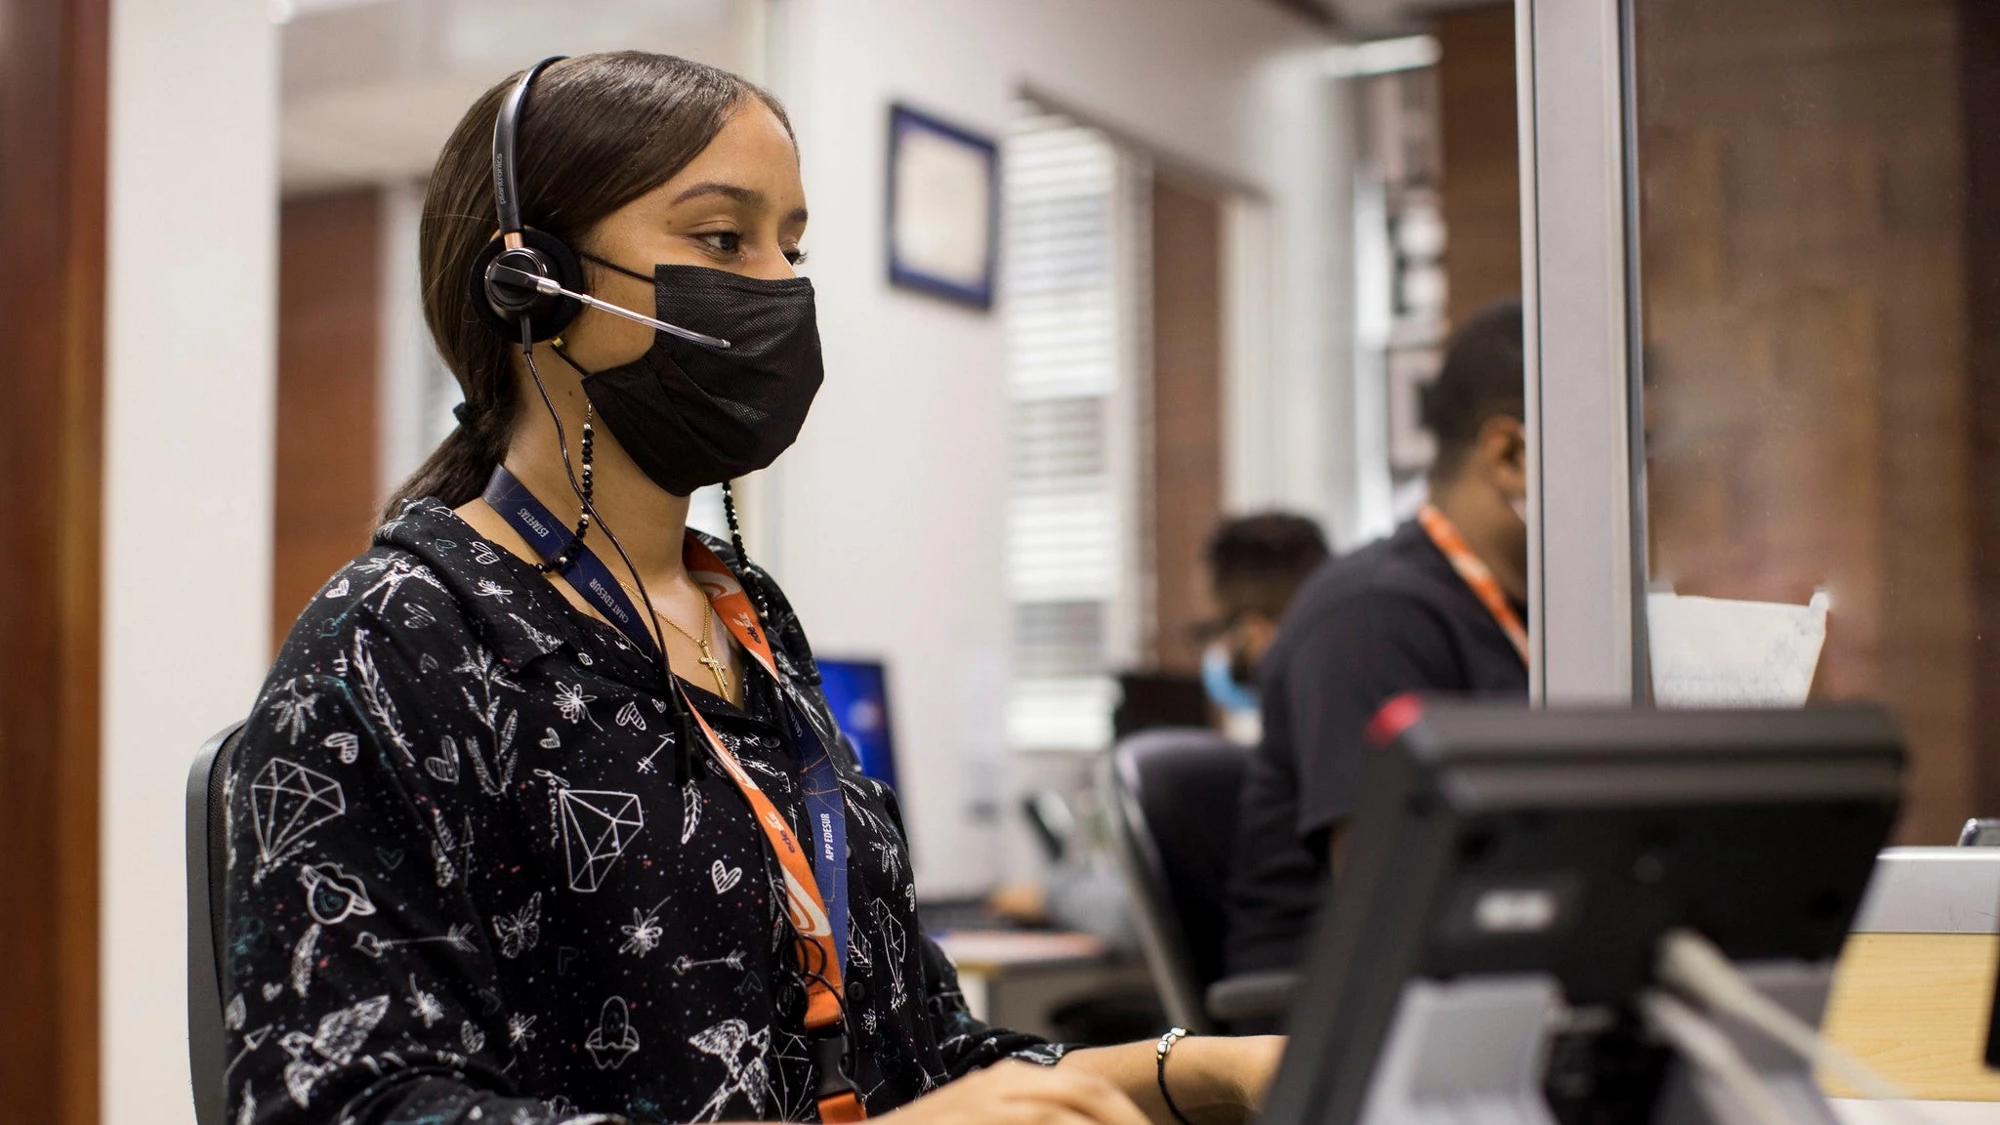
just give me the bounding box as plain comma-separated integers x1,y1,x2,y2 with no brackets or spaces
1647,590,1829,708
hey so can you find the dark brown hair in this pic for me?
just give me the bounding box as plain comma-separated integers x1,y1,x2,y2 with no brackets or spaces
1421,297,1524,482
381,52,791,521
1207,512,1330,619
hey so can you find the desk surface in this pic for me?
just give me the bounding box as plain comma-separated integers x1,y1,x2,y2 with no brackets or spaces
931,929,1108,975
1822,932,2000,1102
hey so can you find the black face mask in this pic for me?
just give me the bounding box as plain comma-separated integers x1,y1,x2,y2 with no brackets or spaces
566,258,822,497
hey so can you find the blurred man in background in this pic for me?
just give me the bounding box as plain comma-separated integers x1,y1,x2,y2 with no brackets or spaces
990,513,1328,937
1199,514,1333,739
1224,299,1530,976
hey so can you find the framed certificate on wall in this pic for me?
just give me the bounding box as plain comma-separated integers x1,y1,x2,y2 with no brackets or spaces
886,103,998,309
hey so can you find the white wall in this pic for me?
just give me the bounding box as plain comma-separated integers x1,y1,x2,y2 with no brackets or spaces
766,0,1349,896
102,2,278,1123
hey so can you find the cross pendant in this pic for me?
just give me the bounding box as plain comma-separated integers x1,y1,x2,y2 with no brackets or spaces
698,646,730,699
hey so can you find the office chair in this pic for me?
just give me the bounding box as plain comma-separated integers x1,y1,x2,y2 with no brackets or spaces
1102,727,1297,1032
186,720,245,1125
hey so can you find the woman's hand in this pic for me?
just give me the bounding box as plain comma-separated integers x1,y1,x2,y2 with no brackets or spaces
880,1059,1154,1125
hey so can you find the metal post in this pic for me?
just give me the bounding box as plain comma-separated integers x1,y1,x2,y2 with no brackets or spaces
1516,0,1644,704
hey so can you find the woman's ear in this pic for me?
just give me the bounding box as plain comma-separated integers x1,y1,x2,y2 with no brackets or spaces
1478,414,1528,499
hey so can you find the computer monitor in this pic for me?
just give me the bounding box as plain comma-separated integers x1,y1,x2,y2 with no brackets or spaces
816,657,899,792
1260,701,1902,1125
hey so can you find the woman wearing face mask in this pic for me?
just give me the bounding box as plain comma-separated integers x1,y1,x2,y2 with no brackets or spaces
223,52,1278,1125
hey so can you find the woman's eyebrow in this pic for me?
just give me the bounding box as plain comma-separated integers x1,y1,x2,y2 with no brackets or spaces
671,181,762,206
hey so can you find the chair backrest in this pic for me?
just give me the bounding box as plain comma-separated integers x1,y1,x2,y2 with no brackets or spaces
1100,727,1249,1033
186,720,244,1125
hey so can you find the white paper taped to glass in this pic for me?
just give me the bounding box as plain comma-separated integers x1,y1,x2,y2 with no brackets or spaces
1646,590,1830,708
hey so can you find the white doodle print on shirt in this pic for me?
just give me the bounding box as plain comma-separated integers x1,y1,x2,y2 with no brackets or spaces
249,758,346,883
424,736,461,784
403,600,437,630
429,808,473,888
710,859,743,894
490,891,542,959
473,578,514,603
298,862,375,925
267,679,320,744
688,1019,773,1122
872,898,909,1010
356,555,444,614
352,923,475,960
507,612,563,655
279,994,390,1107
320,731,359,764
615,701,647,731
554,681,601,729
406,974,445,1027
506,1012,537,1048
457,645,523,795
584,996,641,1070
672,949,746,975
539,770,645,893
680,785,702,842
769,1029,819,1121
289,924,321,998
620,896,670,957
350,629,413,764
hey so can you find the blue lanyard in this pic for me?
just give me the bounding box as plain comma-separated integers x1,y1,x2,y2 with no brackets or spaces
479,465,851,973
481,466,659,660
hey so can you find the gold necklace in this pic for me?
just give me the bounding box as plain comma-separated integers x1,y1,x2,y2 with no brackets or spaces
617,578,731,699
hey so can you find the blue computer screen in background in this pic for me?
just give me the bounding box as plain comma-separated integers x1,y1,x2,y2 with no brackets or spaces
816,658,899,792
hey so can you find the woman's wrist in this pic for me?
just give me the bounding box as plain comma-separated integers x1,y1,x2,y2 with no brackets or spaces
1156,1037,1253,1124
1166,1035,1284,1122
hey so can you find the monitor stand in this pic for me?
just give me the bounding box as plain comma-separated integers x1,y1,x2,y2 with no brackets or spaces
1348,964,1839,1125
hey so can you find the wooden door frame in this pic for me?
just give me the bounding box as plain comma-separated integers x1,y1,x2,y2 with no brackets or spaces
0,0,107,1120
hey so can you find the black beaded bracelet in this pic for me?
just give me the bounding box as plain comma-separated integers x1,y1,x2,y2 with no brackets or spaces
1155,1026,1195,1125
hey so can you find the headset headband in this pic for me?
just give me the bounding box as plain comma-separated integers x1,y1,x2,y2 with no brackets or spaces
492,56,567,238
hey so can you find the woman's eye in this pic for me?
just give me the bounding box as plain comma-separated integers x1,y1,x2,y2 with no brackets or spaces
697,231,743,255
785,248,809,266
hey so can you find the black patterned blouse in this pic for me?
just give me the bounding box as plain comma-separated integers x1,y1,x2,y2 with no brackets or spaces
223,499,1067,1125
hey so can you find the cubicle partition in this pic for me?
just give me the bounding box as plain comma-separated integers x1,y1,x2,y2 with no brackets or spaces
1519,0,2000,843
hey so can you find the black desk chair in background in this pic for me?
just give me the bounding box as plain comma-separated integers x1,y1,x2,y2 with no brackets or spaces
1102,728,1294,1033
186,721,245,1125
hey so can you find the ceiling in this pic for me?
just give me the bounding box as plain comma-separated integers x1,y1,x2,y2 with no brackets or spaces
279,0,761,194
278,0,1496,195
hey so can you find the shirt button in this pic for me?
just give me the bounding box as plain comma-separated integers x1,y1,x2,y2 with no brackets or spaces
846,979,868,1007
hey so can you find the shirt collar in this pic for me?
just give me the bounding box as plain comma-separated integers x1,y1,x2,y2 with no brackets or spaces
374,499,767,697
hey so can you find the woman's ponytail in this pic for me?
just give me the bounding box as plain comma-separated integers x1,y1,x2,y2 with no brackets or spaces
377,380,517,522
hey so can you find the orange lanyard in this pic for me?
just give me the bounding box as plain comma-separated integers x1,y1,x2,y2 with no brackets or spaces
679,537,866,1123
1417,504,1530,667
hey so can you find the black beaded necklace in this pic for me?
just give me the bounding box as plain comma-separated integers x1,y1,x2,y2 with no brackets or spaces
533,400,595,574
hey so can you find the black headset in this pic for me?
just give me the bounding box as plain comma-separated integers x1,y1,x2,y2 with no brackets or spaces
468,56,586,344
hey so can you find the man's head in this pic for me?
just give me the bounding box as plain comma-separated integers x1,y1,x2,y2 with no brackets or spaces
1206,513,1331,677
1422,298,1528,594
1424,297,1525,491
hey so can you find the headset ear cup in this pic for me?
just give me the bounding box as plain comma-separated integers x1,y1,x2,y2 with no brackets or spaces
467,227,587,343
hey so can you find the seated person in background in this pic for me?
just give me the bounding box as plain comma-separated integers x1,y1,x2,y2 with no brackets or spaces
1199,513,1331,738
989,513,1329,939
1224,299,1530,976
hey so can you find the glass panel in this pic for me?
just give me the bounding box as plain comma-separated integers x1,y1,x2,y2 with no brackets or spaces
1631,0,1996,840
